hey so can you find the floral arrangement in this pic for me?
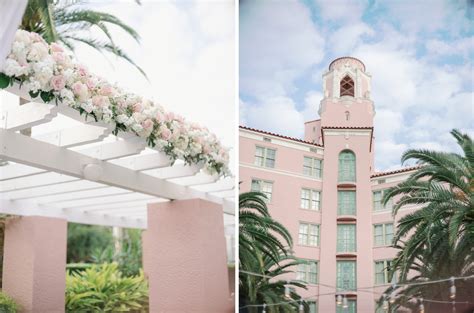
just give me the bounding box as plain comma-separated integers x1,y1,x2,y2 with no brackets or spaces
0,29,230,176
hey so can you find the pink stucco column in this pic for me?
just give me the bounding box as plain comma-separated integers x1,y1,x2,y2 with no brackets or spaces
143,199,233,313
2,216,67,313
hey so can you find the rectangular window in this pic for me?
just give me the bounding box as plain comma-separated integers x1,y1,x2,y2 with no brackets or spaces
296,260,318,284
373,223,394,247
300,188,321,211
303,157,322,178
250,179,273,202
254,146,276,168
336,261,356,291
337,224,356,252
336,300,356,313
308,301,317,313
338,191,356,215
374,260,394,285
298,222,319,246
373,190,393,211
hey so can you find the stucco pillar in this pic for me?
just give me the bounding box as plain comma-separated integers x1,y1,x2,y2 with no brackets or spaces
2,216,67,313
143,199,233,313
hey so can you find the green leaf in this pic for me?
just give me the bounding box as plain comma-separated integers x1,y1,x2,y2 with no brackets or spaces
29,90,40,98
0,73,10,89
40,91,55,103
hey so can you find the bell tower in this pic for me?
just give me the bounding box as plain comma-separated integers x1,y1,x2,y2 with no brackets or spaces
316,57,377,313
319,56,374,128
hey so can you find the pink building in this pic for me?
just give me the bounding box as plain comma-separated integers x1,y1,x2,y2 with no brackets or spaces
239,57,419,312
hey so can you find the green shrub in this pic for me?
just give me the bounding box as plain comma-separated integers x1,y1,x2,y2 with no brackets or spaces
67,223,113,263
65,263,148,313
0,291,19,313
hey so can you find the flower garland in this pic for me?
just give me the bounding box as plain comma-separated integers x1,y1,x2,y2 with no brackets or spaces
0,29,230,176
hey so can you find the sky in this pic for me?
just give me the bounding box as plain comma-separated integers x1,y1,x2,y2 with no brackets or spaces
71,0,235,173
240,0,474,171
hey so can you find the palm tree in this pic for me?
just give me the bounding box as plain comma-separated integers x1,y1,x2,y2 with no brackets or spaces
239,192,293,265
240,253,308,313
379,129,474,311
239,192,309,312
20,0,146,77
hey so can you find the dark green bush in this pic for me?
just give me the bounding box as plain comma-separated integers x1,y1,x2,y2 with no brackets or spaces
67,223,113,263
65,263,148,312
0,291,18,313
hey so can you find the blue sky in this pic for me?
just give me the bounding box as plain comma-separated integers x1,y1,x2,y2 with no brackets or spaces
240,0,473,171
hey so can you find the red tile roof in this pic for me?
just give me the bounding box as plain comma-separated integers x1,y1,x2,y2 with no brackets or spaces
239,125,323,147
321,126,373,130
371,165,421,178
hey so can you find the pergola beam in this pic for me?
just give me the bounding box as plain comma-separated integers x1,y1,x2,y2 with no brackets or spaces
0,101,58,131
0,129,214,202
34,123,113,148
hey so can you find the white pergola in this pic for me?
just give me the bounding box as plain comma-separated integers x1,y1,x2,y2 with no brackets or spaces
0,84,235,229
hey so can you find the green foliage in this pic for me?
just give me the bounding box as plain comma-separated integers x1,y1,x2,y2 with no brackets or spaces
20,0,146,77
91,228,143,277
0,291,19,313
67,223,114,263
380,129,474,311
239,192,308,312
65,262,148,313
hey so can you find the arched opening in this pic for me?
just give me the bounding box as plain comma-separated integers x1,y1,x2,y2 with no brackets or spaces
340,75,355,97
338,150,356,182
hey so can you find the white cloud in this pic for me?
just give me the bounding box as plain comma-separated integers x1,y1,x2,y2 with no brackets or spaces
240,0,324,98
329,22,374,54
240,97,305,138
314,0,368,22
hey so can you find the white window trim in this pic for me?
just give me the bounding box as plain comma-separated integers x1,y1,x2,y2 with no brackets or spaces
373,189,393,212
373,223,394,247
374,259,395,285
298,221,320,247
300,188,321,211
296,260,319,285
254,145,277,169
250,178,274,203
303,156,323,178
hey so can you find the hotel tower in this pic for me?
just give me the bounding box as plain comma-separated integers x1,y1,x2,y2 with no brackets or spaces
240,57,418,312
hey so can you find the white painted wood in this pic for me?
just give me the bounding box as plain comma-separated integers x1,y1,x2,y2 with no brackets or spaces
110,152,172,170
0,172,79,192
168,172,220,186
144,163,202,179
34,124,112,148
0,129,196,199
77,137,147,160
0,163,46,181
70,198,157,212
1,101,58,130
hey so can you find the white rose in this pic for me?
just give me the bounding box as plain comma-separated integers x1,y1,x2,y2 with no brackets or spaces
14,30,31,45
81,101,94,113
3,59,28,77
132,123,144,133
116,114,128,124
27,42,49,61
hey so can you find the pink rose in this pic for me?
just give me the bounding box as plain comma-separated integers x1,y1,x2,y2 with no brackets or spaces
50,75,66,91
86,78,96,89
76,64,88,77
99,85,114,96
165,112,175,121
92,95,109,108
161,128,171,140
52,52,65,64
132,103,142,112
50,42,64,53
203,144,211,154
71,82,89,101
155,111,164,122
142,119,153,130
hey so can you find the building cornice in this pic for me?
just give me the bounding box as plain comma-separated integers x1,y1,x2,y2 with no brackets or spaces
239,125,323,148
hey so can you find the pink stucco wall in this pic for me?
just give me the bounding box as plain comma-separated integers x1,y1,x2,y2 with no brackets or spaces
3,216,67,313
239,57,416,312
142,199,233,313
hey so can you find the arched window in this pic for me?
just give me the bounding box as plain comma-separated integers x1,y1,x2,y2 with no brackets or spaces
340,75,354,97
338,150,356,182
